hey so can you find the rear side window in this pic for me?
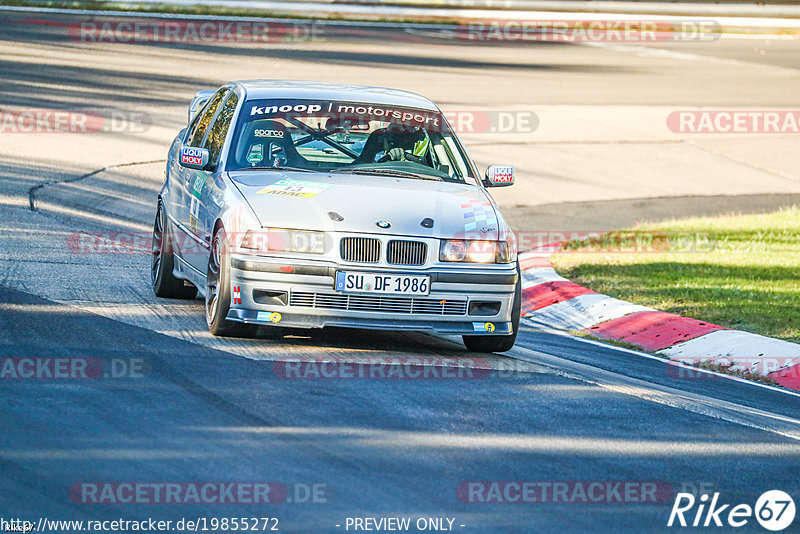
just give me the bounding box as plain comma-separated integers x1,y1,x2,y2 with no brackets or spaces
205,93,239,164
186,89,226,147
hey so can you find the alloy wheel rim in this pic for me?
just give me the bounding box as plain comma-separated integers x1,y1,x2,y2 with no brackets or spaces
206,235,221,323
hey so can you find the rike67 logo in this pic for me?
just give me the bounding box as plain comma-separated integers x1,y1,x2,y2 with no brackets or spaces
668,490,795,531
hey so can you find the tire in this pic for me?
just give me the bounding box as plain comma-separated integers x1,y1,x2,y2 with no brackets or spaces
462,261,521,353
205,227,257,338
152,200,197,299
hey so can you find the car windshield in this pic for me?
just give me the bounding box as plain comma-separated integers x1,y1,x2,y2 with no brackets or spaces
226,99,478,183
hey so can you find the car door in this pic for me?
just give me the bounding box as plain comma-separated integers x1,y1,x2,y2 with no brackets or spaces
175,88,228,269
186,91,240,273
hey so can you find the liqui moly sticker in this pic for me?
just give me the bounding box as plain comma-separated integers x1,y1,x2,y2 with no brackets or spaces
180,146,205,166
491,166,513,183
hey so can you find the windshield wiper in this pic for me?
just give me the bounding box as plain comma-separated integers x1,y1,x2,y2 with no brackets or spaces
238,165,314,173
330,168,441,181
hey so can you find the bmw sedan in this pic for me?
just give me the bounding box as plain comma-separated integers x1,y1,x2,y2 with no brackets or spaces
152,80,521,352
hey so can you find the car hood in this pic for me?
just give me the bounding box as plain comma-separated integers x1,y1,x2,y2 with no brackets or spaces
229,170,500,239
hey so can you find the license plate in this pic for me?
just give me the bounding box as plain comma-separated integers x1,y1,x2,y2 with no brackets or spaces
335,272,430,296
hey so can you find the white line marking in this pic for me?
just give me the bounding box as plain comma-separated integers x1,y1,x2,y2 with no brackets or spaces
580,41,800,75
511,343,800,440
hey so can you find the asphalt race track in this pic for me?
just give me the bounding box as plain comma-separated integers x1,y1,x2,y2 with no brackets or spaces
1,10,800,533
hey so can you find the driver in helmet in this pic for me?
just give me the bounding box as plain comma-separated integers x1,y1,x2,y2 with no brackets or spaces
380,125,430,163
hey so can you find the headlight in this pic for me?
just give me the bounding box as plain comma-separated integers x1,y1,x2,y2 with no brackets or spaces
466,240,497,263
439,240,468,262
440,239,515,263
240,228,325,254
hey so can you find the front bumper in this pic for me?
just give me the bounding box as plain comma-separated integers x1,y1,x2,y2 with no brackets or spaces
226,255,517,336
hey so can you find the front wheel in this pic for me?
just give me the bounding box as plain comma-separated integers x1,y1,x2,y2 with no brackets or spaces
205,228,257,338
462,262,521,353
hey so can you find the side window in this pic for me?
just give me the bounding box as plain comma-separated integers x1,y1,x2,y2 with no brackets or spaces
186,89,226,147
205,93,239,164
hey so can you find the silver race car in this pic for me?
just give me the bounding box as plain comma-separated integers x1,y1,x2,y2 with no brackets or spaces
152,81,521,352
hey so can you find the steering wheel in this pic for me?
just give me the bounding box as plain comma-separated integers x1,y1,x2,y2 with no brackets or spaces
377,149,425,164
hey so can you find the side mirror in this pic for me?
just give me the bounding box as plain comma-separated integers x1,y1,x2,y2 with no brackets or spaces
179,146,210,170
485,165,514,187
188,89,216,123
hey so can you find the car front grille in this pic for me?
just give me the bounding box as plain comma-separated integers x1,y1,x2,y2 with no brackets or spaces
290,292,467,315
340,237,381,263
387,240,427,266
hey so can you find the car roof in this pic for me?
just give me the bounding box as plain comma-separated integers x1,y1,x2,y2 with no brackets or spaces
234,80,439,111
